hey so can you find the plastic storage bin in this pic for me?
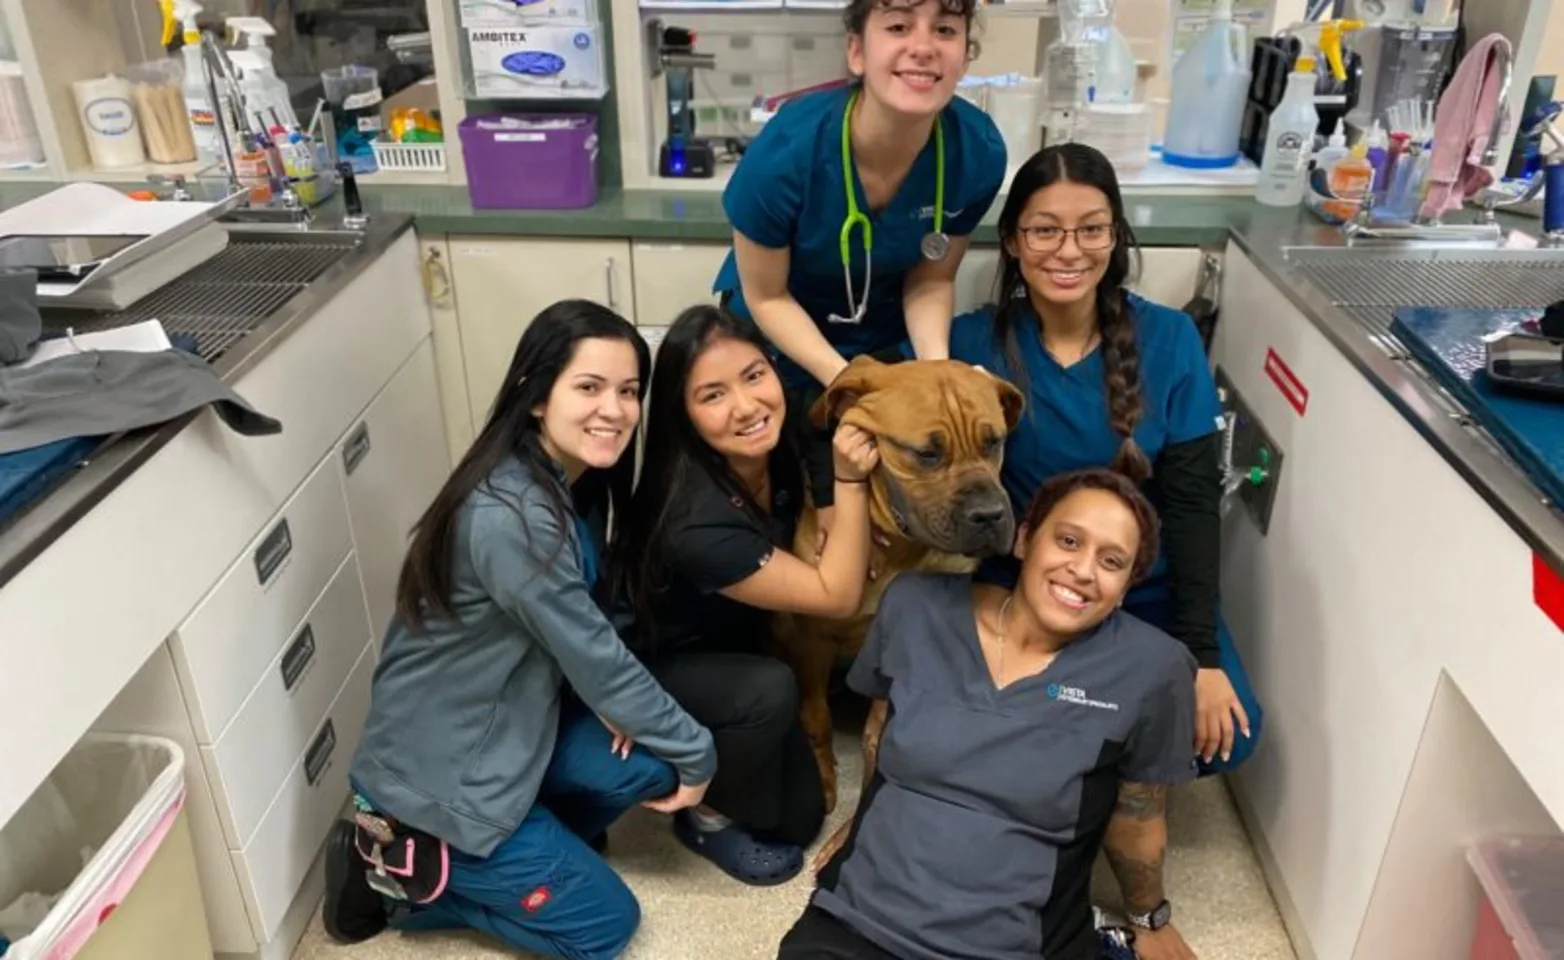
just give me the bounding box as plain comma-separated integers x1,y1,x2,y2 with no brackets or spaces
1467,835,1564,959
0,734,212,960
459,113,598,209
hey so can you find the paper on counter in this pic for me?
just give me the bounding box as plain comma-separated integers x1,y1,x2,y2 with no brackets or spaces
17,318,172,370
0,182,220,240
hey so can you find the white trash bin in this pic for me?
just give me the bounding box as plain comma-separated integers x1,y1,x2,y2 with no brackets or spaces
0,734,213,960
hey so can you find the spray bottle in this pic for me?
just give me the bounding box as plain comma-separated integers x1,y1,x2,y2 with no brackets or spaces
1255,53,1320,206
163,0,219,166
225,17,299,132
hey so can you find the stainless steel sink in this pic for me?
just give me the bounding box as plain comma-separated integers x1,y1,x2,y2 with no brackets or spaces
1278,244,1564,346
41,227,364,363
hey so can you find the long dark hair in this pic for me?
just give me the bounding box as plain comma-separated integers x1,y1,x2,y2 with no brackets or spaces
1023,468,1161,583
394,299,650,631
609,304,800,643
992,143,1151,482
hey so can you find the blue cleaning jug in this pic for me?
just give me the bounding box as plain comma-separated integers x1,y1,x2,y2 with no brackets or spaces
1162,0,1252,168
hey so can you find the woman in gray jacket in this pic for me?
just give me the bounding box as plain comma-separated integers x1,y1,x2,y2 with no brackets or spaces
322,299,718,960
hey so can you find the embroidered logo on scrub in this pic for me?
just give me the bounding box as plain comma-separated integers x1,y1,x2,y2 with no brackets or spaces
523,886,552,912
1047,682,1121,712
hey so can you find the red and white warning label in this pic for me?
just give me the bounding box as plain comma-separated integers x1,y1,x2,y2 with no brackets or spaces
1264,348,1309,416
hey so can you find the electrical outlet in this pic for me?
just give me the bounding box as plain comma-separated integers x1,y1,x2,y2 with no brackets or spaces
1215,366,1285,536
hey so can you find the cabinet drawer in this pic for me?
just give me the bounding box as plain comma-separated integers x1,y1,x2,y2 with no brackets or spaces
172,455,354,742
234,639,376,942
204,553,374,848
340,339,450,640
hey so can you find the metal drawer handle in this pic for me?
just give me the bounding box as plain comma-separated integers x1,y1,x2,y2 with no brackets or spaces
604,257,617,309
254,518,293,586
280,623,316,692
343,422,373,476
305,718,337,787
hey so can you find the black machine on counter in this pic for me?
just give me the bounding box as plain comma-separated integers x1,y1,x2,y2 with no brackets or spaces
651,23,717,179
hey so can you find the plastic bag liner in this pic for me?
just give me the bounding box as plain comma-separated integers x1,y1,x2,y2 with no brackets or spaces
0,734,187,960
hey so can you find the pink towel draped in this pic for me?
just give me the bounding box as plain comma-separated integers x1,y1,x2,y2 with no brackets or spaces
1419,32,1512,221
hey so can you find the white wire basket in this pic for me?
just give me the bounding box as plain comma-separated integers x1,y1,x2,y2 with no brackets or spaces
370,140,447,173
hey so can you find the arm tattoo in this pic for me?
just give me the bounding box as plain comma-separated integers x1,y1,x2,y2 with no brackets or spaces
1105,842,1167,915
1105,781,1170,915
1114,781,1168,821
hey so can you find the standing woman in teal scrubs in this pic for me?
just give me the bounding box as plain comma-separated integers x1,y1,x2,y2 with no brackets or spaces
713,0,1007,529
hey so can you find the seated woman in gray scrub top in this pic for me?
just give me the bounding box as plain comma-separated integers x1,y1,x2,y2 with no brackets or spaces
780,467,1201,960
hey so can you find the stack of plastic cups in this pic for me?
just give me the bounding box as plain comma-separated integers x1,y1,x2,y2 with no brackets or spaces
986,74,1043,186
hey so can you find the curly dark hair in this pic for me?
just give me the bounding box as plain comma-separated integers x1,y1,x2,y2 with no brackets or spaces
1022,468,1161,583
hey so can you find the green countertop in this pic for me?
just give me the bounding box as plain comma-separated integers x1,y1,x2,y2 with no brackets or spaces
360,184,1261,246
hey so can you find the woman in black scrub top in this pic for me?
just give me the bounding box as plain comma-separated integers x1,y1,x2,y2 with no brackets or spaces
782,468,1201,960
610,304,880,887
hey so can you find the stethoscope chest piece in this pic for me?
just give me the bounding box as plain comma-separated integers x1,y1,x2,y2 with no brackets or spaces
920,231,950,261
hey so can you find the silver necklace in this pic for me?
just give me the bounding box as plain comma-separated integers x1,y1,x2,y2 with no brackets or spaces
994,594,1013,685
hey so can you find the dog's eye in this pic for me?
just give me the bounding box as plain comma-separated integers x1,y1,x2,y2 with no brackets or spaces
982,435,1002,457
914,448,942,468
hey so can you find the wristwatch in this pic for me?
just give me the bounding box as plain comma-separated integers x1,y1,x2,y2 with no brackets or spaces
1126,900,1173,930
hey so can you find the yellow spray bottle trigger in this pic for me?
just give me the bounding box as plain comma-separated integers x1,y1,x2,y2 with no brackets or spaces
1288,18,1364,83
159,0,177,47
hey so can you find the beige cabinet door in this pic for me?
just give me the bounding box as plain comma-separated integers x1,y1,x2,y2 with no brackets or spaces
1131,247,1208,308
630,240,732,329
955,244,1004,314
416,234,474,466
449,237,635,426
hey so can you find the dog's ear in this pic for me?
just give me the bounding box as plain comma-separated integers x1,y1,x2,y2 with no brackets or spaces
809,355,885,428
993,376,1025,431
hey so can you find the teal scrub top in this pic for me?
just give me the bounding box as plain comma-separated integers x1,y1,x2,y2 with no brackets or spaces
713,84,1008,389
937,294,1225,590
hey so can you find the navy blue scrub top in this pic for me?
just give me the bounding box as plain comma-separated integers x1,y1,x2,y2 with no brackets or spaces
712,84,1008,389
813,572,1199,960
940,294,1224,589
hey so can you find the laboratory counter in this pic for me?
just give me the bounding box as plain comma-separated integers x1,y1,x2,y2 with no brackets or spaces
355,183,1258,246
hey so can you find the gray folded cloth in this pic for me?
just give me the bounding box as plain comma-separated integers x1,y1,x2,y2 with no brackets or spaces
0,268,40,364
0,347,282,454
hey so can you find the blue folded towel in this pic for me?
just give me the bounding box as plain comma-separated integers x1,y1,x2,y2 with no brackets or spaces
0,435,102,526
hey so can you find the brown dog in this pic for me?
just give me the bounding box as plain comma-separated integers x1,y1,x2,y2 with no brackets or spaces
772,355,1025,812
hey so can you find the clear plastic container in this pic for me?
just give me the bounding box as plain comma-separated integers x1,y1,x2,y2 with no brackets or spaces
0,61,44,168
986,76,1043,178
125,60,196,165
1466,835,1564,960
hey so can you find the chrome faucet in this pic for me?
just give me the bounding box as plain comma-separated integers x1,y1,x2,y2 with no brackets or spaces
1480,39,1514,168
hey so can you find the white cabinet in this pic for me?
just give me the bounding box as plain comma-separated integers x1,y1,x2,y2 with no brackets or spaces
449,237,635,428
629,240,732,328
338,338,452,640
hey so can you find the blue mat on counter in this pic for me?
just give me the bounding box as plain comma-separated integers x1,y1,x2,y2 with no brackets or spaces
0,435,101,526
1390,307,1564,508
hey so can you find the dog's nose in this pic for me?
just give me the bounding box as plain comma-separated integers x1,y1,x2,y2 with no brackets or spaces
966,503,1008,527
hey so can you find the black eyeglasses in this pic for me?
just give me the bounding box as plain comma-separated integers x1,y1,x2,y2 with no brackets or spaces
1017,224,1116,252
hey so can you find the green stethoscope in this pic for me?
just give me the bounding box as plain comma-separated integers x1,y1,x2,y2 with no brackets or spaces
829,89,948,326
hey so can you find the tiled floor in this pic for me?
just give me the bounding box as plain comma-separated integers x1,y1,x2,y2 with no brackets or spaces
291,728,1296,960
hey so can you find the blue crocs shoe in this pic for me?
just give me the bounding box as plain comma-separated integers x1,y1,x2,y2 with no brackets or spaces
672,811,803,887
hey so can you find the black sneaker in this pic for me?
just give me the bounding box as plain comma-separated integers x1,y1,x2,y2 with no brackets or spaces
322,819,388,944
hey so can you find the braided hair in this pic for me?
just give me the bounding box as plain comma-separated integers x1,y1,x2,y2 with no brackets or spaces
990,143,1151,482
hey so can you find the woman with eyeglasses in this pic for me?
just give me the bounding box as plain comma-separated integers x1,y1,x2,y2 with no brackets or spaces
943,143,1263,781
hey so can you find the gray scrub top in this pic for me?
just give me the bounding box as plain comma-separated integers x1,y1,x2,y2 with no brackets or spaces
813,572,1199,960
